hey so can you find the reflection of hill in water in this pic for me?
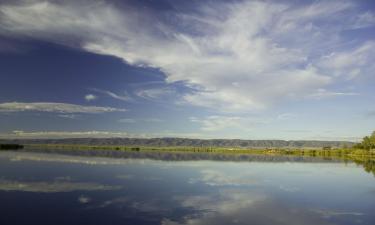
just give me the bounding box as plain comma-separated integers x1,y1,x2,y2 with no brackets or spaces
2,149,374,176
16,148,344,163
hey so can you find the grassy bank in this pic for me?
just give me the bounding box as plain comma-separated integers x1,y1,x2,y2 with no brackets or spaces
4,143,374,176
22,143,375,157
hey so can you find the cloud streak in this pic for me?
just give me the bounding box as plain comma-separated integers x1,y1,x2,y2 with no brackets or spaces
0,102,126,113
91,88,132,102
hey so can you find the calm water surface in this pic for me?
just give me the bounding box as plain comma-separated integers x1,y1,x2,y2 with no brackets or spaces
0,150,374,225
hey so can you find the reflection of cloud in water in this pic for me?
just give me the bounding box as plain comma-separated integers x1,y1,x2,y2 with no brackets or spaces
116,174,162,181
190,170,258,186
78,195,92,204
116,174,134,180
279,185,300,192
177,189,265,214
2,152,156,166
164,189,336,225
0,179,121,193
99,197,169,213
311,209,365,219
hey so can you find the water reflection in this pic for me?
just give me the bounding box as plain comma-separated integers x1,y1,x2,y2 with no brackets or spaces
0,150,374,225
164,190,334,225
0,178,121,192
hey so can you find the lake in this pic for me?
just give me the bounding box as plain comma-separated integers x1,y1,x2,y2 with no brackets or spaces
0,150,374,225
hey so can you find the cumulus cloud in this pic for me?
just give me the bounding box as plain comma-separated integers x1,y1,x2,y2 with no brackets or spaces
0,102,126,113
0,0,373,112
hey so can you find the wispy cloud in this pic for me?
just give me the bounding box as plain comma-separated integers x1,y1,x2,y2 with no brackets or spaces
135,87,176,100
317,41,375,80
91,88,132,102
307,89,359,100
57,114,79,119
0,130,144,139
118,118,136,123
0,130,215,139
0,102,126,113
119,118,163,123
191,116,267,131
352,11,375,29
277,113,297,120
1,1,371,112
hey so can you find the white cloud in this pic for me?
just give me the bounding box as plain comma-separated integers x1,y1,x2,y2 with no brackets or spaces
85,94,97,101
191,115,267,131
0,0,372,112
0,102,126,113
317,42,375,80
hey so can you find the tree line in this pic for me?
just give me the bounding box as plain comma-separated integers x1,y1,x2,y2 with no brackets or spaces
353,131,375,151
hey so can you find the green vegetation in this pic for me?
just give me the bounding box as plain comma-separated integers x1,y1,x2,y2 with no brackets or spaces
353,131,375,150
22,141,375,177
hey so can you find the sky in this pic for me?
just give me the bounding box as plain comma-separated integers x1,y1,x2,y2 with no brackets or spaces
0,0,374,141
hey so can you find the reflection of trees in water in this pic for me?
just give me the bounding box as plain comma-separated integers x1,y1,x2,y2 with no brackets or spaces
351,158,375,176
17,148,375,176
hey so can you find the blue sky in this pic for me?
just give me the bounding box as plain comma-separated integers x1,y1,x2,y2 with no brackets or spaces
0,0,374,141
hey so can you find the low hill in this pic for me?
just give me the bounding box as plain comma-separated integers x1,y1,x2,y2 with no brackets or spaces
0,138,354,148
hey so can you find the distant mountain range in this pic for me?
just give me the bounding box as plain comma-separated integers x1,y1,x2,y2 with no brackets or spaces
0,138,355,148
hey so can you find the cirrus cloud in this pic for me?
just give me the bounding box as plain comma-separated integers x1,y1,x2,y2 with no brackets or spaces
0,0,373,112
0,102,126,113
